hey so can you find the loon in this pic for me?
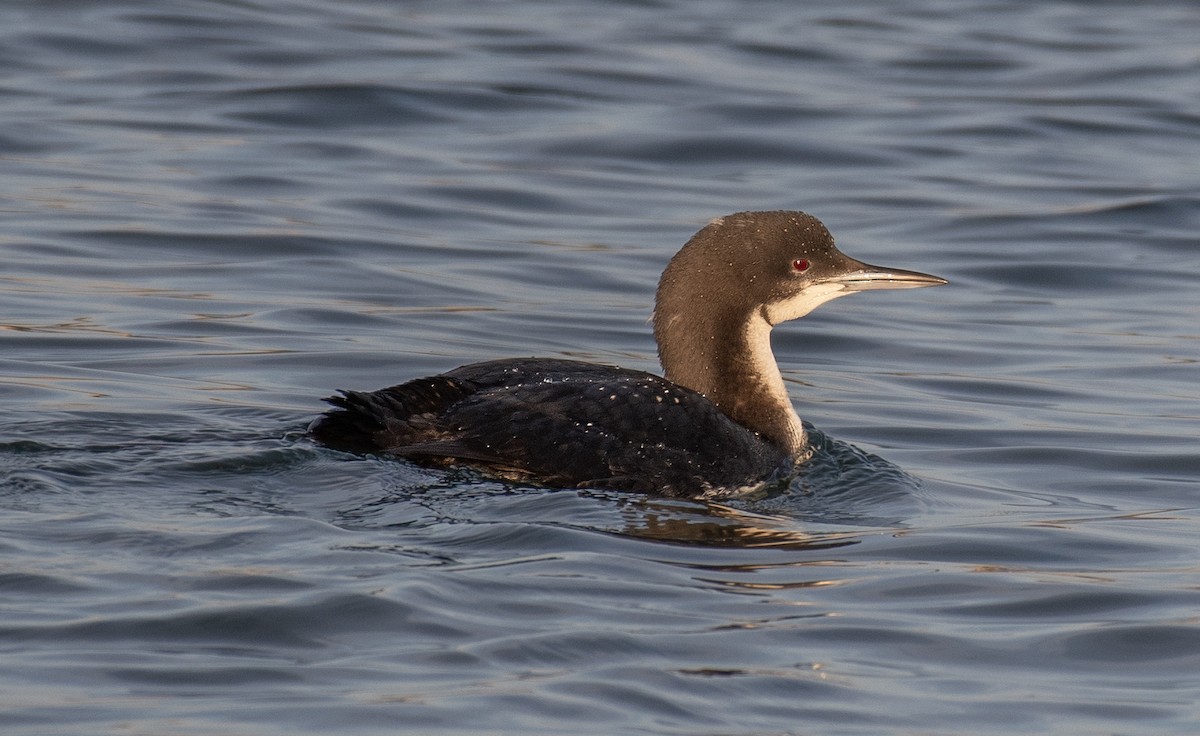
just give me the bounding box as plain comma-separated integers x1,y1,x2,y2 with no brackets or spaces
310,210,946,498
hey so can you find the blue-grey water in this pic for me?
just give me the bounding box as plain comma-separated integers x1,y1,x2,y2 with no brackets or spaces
3,1,1199,734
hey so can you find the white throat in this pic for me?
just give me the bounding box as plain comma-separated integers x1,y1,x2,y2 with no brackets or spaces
740,315,806,453
762,282,849,326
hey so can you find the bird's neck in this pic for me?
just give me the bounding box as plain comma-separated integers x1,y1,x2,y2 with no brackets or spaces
655,307,807,455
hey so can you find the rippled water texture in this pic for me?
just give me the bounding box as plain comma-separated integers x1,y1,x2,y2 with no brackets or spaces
3,1,1199,734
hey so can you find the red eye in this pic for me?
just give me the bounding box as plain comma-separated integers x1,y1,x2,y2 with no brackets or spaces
792,259,810,272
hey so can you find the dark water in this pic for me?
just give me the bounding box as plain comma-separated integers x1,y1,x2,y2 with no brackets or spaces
3,1,1199,733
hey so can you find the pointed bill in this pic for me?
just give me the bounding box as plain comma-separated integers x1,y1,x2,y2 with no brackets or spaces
827,260,948,292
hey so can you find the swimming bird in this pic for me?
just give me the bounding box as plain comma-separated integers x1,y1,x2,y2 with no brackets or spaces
310,210,946,497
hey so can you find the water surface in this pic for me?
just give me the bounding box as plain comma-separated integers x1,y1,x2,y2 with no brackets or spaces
2,1,1199,734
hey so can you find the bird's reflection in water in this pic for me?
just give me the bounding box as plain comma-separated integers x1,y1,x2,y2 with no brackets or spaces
611,495,864,550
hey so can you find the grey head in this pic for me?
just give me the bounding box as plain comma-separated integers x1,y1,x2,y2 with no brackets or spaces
653,210,946,454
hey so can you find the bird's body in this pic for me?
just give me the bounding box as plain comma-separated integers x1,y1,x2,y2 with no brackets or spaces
313,358,792,497
310,211,946,497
